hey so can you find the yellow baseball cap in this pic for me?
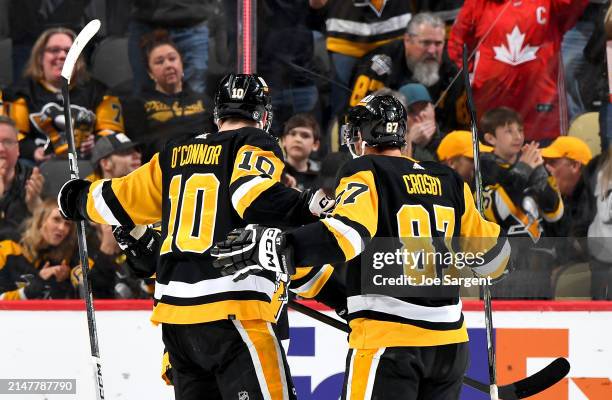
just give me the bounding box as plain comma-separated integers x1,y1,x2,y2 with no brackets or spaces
540,136,593,165
437,130,493,161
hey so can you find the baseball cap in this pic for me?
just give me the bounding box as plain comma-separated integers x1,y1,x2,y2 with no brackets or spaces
398,83,432,107
91,133,140,165
540,136,592,165
437,130,493,161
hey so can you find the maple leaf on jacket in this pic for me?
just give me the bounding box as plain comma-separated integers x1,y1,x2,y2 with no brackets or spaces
493,26,539,66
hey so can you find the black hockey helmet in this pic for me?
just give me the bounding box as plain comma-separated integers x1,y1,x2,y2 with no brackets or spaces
342,95,407,155
214,73,273,131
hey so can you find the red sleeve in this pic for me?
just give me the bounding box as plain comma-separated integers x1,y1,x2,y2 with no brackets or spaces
552,0,589,34
447,0,478,68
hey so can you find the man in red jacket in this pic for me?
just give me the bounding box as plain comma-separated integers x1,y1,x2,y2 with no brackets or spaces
448,0,588,143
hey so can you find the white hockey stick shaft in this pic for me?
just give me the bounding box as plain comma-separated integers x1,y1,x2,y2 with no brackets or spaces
60,19,105,400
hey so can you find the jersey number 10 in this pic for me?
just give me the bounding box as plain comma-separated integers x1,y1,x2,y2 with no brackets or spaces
160,174,220,254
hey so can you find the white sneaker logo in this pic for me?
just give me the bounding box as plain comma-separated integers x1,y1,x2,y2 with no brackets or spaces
493,26,539,66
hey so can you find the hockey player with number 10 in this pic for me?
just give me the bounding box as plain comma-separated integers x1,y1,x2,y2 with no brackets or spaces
57,73,335,400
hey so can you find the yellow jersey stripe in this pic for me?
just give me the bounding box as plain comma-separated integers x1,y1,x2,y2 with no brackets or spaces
238,320,289,400
322,217,363,261
291,264,334,299
334,171,379,237
349,318,469,349
88,179,120,225
292,266,313,281
346,348,384,400
326,36,400,58
0,240,22,270
471,239,511,279
0,289,24,300
232,176,277,218
150,300,279,325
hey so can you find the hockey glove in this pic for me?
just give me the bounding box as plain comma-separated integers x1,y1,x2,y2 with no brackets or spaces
211,224,295,282
57,178,91,220
305,188,335,217
113,225,160,278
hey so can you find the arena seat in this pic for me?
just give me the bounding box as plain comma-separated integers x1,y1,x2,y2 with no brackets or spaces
553,262,591,299
40,158,94,198
568,112,601,158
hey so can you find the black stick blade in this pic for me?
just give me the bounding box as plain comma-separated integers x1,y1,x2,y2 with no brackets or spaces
498,357,571,399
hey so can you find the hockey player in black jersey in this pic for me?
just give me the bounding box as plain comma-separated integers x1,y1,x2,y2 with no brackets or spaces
212,95,511,400
57,73,335,400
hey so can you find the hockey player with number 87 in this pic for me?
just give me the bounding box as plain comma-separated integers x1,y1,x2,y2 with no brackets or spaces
57,73,335,400
211,94,512,400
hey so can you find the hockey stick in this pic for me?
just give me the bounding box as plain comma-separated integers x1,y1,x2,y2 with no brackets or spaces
462,43,499,400
288,300,570,399
60,19,105,400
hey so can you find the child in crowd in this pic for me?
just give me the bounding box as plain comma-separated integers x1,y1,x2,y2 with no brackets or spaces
479,107,563,298
280,113,321,190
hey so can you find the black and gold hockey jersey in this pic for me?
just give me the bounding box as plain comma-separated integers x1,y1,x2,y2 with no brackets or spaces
80,127,316,325
121,85,215,163
324,0,412,57
284,155,510,349
480,152,563,242
5,79,123,159
348,40,467,132
0,240,76,300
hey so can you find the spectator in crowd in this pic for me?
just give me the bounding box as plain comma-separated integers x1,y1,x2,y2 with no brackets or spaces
127,0,212,94
72,223,154,299
479,107,563,298
398,83,442,161
0,116,45,240
280,114,321,191
448,0,589,143
4,27,124,163
309,0,412,116
437,130,492,185
90,133,142,180
0,198,76,300
587,146,612,300
349,13,465,134
76,133,150,299
122,30,214,163
540,136,595,289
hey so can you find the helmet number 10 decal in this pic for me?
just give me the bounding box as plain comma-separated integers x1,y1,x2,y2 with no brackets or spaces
231,88,245,100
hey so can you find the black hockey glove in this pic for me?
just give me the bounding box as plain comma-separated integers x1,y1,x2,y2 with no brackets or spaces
20,274,51,299
113,225,160,279
57,178,91,220
211,224,295,282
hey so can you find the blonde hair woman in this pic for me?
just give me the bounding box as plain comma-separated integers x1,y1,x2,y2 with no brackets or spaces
0,199,77,299
5,27,125,162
